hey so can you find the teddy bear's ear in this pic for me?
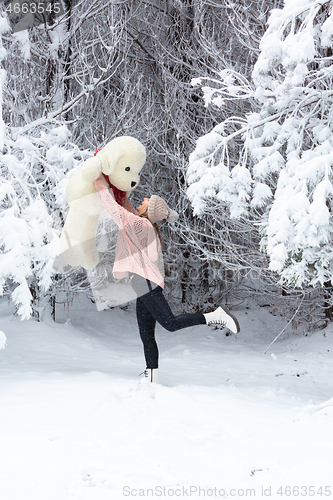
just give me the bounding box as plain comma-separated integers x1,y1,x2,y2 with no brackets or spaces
81,156,103,183
101,155,119,175
96,148,122,175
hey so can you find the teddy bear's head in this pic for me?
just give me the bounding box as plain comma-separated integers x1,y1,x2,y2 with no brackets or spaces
81,136,146,194
105,150,142,193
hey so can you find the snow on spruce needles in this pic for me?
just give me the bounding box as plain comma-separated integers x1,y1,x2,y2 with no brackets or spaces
1,296,333,499
188,0,333,288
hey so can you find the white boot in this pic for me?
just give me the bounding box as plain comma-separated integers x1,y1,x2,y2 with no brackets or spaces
144,368,159,383
204,306,240,333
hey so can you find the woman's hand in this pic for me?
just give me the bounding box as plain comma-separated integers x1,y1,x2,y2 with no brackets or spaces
138,197,150,214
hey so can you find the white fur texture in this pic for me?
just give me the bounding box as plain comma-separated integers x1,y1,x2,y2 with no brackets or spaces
60,136,146,270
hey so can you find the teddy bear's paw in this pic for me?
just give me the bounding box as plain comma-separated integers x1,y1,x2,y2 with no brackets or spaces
62,250,84,267
60,240,84,267
81,251,100,270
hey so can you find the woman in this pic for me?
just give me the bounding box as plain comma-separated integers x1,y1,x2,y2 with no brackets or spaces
94,174,240,383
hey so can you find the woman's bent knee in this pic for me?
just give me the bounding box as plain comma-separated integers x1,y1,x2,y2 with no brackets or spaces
162,320,178,332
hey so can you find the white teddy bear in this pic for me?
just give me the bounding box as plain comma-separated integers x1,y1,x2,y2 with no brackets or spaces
60,136,146,270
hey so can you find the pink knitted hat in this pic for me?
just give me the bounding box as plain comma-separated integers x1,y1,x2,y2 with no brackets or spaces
148,195,179,224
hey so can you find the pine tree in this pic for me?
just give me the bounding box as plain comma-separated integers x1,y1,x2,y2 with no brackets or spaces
0,121,83,319
188,0,333,289
0,12,84,318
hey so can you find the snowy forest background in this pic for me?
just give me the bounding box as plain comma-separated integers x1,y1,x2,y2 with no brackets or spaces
1,0,333,331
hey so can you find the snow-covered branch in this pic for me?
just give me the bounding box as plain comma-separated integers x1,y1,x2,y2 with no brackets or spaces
188,0,333,289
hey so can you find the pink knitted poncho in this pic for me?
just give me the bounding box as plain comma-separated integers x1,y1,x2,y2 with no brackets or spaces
94,174,164,288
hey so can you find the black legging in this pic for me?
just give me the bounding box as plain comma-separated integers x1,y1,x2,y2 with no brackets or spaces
135,280,206,369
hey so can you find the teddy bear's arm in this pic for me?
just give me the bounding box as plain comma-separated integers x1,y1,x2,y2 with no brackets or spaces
81,158,103,182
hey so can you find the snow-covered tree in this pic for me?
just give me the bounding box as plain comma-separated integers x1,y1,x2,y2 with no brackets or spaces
0,13,9,149
0,12,84,319
0,3,113,319
188,0,333,290
1,0,285,319
0,120,83,319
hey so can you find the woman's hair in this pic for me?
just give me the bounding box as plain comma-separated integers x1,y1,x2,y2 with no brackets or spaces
139,205,162,244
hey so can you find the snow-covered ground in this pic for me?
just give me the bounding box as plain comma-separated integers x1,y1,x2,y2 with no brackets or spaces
1,295,333,500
